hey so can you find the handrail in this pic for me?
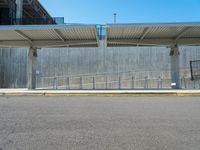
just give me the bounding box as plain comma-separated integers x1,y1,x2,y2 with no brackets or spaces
38,77,199,90
39,68,192,79
36,68,199,90
0,17,65,25
37,77,172,90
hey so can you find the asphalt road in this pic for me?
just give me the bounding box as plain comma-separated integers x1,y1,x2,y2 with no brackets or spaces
0,96,200,150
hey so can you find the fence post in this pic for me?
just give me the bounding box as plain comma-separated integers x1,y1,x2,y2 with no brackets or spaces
56,78,58,89
93,76,96,90
158,76,161,89
66,77,70,90
160,77,163,88
181,76,185,89
119,76,121,89
106,76,108,89
53,77,56,89
180,77,183,89
144,76,148,89
41,77,44,89
80,77,83,89
181,76,187,89
131,76,135,89
183,77,187,88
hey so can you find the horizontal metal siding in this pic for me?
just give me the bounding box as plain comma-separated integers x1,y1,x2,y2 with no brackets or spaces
0,25,98,42
183,27,200,38
144,27,185,38
0,31,25,41
107,27,145,39
107,26,200,40
61,28,97,40
21,29,59,40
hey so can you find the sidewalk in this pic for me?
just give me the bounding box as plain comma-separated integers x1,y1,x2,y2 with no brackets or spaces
0,89,200,96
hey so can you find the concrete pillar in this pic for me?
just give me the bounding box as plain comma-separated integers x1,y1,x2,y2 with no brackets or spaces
170,45,180,89
27,48,37,89
16,0,23,24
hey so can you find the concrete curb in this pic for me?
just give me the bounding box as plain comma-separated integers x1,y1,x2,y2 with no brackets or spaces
0,89,200,96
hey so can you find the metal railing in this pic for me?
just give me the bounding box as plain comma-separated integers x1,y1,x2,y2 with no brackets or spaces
36,69,200,90
0,17,65,25
190,60,200,80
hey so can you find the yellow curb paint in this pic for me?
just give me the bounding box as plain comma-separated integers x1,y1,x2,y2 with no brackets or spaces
1,91,200,97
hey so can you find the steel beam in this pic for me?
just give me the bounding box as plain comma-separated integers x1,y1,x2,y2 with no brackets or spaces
175,27,191,41
16,0,23,24
14,30,33,45
0,40,98,48
140,27,149,40
107,38,200,46
1,38,200,48
53,29,65,41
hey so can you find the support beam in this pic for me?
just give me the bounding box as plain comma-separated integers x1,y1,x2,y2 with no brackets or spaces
175,27,191,41
170,45,180,89
140,27,149,40
107,38,200,47
27,47,37,89
16,0,23,24
53,29,66,41
14,30,33,45
0,39,98,48
1,38,200,48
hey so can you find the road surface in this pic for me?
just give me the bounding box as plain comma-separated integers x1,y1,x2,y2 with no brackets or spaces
0,96,200,150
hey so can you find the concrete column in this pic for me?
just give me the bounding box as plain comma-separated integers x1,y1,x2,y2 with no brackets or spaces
27,48,37,89
16,0,23,24
170,45,180,89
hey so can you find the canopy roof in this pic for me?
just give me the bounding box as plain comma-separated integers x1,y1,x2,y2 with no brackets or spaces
106,22,200,47
0,24,99,48
1,22,200,48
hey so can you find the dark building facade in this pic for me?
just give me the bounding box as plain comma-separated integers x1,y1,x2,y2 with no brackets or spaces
0,0,64,25
0,0,16,25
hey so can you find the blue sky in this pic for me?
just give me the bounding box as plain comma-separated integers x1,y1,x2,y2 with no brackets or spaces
40,0,200,24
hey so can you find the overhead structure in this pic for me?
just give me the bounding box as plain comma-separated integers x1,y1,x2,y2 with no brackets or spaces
1,22,200,89
106,22,200,47
0,24,99,89
23,0,52,19
0,24,99,48
1,0,55,25
106,22,200,89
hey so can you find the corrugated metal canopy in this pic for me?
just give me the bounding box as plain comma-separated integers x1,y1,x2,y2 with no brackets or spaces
106,22,200,47
0,24,99,48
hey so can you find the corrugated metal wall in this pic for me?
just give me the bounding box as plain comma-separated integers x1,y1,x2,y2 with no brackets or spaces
0,43,200,88
0,48,27,88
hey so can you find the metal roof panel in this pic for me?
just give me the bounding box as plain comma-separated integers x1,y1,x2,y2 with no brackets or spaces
0,24,99,48
0,30,25,41
106,22,200,46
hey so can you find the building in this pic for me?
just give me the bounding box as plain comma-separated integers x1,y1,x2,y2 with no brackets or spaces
0,0,16,24
0,0,64,25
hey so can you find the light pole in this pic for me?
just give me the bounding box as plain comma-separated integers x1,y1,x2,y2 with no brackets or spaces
113,13,117,24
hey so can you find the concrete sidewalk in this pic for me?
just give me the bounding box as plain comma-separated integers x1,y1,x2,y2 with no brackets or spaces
0,89,200,96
